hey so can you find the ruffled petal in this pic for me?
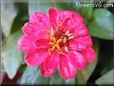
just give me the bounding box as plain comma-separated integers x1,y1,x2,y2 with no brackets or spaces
40,64,45,76
22,22,49,39
34,39,50,49
72,12,83,24
48,8,58,28
59,54,76,80
18,35,35,51
24,48,49,67
69,51,87,70
59,10,84,33
81,48,96,63
59,10,83,24
62,17,76,31
70,36,93,51
30,12,50,28
59,10,72,23
73,24,89,37
40,51,59,77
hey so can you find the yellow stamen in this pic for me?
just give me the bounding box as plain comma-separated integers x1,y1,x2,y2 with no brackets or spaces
65,30,70,35
49,37,63,51
49,29,75,53
55,44,61,51
52,37,56,42
63,37,67,44
51,45,56,51
56,38,63,44
49,42,55,45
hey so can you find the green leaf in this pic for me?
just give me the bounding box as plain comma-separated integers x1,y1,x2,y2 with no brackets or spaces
20,66,76,85
88,9,113,40
28,0,79,16
10,3,28,34
65,79,75,85
95,69,114,85
1,1,18,37
1,31,23,79
50,70,75,85
79,7,93,21
75,39,100,84
20,67,50,85
29,0,60,16
49,71,65,85
20,66,75,85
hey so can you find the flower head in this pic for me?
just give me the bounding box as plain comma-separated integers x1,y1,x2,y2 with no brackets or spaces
18,8,96,80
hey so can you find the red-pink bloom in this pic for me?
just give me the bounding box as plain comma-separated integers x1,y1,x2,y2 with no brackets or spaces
18,8,96,80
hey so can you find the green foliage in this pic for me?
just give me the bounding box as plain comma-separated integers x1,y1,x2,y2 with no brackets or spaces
20,67,50,85
95,69,114,85
1,1,18,37
88,9,113,40
20,66,76,85
79,7,93,21
1,31,23,79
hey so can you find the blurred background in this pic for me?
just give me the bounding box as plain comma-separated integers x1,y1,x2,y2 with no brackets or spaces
1,0,114,85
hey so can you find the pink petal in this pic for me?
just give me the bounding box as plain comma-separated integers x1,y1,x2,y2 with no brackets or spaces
59,10,83,24
69,51,87,70
70,36,93,51
34,39,50,49
40,51,59,77
62,17,76,32
59,10,84,32
59,10,72,23
81,48,96,63
48,8,58,28
18,35,35,51
24,48,49,67
40,64,45,76
73,24,89,37
72,12,83,24
30,12,50,28
22,22,49,39
59,55,76,80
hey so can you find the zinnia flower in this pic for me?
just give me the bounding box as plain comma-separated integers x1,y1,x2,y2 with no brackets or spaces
18,8,96,80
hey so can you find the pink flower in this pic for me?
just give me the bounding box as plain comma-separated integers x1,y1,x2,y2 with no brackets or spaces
18,8,96,80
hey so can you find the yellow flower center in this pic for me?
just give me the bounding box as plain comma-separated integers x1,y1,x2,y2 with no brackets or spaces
48,28,75,53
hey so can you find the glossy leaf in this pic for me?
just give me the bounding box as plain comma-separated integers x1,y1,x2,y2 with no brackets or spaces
79,7,93,21
88,9,113,40
65,78,75,85
95,69,114,85
29,0,60,16
10,3,28,34
49,70,65,85
20,66,76,85
1,31,23,79
1,1,17,37
20,66,50,85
